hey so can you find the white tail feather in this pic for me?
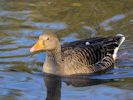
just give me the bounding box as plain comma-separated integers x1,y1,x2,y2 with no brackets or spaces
113,34,125,60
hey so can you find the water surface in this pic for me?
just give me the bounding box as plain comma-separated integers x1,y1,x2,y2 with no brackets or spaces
0,0,133,100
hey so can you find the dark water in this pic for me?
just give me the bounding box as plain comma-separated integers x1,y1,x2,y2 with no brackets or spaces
0,0,133,100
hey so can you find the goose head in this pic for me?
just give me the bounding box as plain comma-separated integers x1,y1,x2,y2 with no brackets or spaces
30,32,60,52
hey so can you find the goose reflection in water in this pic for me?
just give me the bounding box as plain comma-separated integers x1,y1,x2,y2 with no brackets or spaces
44,73,112,100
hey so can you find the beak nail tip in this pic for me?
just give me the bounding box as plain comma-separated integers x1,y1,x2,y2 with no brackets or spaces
30,48,34,52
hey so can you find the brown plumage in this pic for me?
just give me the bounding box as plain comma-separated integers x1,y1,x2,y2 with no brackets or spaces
30,32,125,76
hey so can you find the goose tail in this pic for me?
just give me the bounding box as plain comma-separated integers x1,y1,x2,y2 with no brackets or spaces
113,34,125,60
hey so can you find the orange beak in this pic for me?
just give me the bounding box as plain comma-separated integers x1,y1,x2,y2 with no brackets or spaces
30,39,44,52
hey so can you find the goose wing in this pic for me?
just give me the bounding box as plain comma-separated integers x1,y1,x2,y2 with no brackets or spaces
61,35,125,74
62,35,124,59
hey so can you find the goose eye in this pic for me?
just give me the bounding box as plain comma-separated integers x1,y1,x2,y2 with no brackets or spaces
46,37,49,40
47,37,49,40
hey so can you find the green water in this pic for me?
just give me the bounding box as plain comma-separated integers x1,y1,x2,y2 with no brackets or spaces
0,0,133,100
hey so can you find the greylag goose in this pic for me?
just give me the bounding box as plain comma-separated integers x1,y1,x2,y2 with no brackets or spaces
30,32,125,76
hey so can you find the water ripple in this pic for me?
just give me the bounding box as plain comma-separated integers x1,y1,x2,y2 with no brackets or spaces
0,10,31,20
22,22,67,30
